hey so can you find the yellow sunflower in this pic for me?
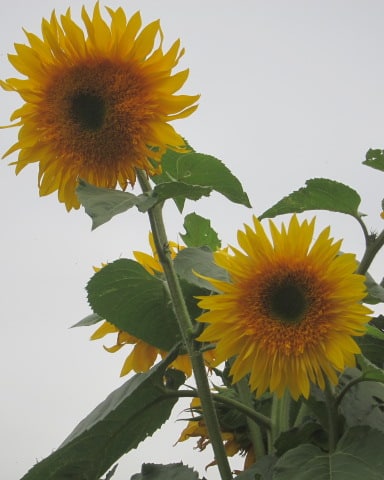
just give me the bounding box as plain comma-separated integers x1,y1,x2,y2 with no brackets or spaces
91,234,215,377
1,3,199,210
197,215,372,400
177,398,254,471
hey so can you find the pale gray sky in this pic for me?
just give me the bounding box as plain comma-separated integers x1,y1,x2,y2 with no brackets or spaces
2,1,384,479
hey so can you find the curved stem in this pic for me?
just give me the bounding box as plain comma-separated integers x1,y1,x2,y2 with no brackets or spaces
136,170,233,480
357,228,384,275
166,389,271,429
235,378,266,457
354,214,370,246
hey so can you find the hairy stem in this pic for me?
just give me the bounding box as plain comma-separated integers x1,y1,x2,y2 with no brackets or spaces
137,170,233,480
235,378,266,458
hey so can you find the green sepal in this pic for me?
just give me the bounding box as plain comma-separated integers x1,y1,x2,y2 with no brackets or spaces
180,213,221,250
273,426,384,479
70,312,104,328
259,178,363,220
174,247,230,293
130,463,200,480
76,179,157,229
363,149,384,172
151,149,251,211
20,356,183,480
86,259,182,351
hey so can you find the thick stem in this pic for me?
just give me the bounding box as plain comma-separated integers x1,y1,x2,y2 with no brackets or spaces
136,170,233,480
324,379,338,453
235,378,266,458
270,391,291,452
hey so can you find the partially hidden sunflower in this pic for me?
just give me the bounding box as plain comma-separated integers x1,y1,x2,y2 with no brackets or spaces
1,3,199,210
197,215,372,400
176,398,254,471
91,234,215,377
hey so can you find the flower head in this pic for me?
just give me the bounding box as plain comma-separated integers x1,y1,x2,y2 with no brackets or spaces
91,233,215,377
1,3,199,209
197,215,372,400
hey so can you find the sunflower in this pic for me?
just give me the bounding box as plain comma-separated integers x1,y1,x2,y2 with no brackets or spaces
91,234,215,377
176,398,254,471
197,215,372,400
1,3,199,210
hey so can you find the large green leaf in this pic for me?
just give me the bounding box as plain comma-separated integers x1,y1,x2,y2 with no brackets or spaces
87,259,181,351
21,359,184,480
363,149,384,172
151,150,251,211
173,247,230,292
130,463,200,480
180,213,221,250
259,178,362,220
338,368,384,432
273,426,384,480
76,179,156,229
233,455,276,480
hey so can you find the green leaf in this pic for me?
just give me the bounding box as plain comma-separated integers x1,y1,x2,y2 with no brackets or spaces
173,247,230,292
76,179,157,229
130,463,200,480
366,322,384,341
363,149,384,172
364,272,384,304
21,357,182,480
233,455,276,480
259,178,362,220
153,182,212,202
274,422,326,457
87,259,181,351
180,213,221,250
358,355,384,383
152,150,251,211
273,426,384,480
70,313,104,328
338,368,384,432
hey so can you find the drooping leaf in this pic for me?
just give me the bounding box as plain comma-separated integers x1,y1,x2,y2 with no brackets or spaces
76,179,157,229
273,426,384,480
130,463,200,480
153,182,212,203
180,213,221,250
363,149,384,172
87,259,181,351
152,150,251,211
259,178,362,220
174,247,230,292
71,312,104,328
338,368,384,432
274,421,326,457
21,357,183,480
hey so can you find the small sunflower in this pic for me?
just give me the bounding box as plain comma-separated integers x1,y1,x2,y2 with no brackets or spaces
177,398,254,471
1,3,199,210
197,215,372,400
91,234,215,377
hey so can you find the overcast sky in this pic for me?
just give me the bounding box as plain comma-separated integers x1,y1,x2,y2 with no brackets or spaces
2,1,384,479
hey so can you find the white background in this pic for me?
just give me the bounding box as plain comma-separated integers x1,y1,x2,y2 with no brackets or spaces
1,1,384,479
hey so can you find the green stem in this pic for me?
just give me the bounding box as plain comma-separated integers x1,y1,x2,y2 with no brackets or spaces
324,379,338,453
270,391,291,452
136,170,233,480
235,378,266,458
293,401,310,428
357,228,384,275
165,389,271,429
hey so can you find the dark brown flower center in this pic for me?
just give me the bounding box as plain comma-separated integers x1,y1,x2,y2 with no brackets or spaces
70,92,106,131
269,281,308,323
